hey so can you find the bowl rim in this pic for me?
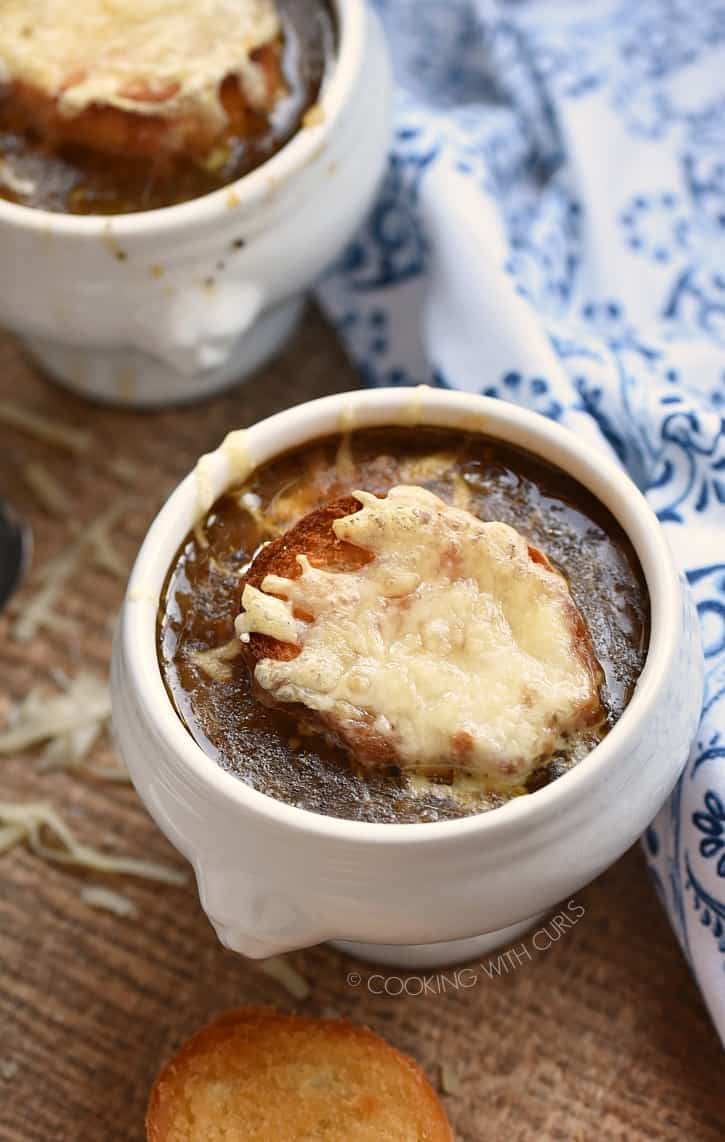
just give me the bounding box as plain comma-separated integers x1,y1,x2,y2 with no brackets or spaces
0,0,359,238
120,386,681,846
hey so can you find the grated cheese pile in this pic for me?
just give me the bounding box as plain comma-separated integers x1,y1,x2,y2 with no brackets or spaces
0,405,191,907
0,671,127,779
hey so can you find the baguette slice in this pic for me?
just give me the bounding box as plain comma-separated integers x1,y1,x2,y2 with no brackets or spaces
237,491,604,780
147,1006,453,1141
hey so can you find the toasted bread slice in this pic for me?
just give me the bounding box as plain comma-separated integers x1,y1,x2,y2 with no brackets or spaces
237,491,604,780
0,1,284,161
3,51,283,162
146,1007,453,1141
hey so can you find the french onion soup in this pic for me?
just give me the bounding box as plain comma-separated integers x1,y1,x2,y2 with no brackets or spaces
0,0,334,213
158,428,649,823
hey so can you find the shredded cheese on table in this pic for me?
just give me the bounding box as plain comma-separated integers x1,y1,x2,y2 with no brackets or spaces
0,400,91,454
258,956,311,1000
11,546,79,645
106,456,140,486
0,672,130,780
439,1063,463,1097
85,502,133,582
0,802,186,884
81,884,137,918
0,673,110,754
10,498,133,643
0,1060,19,1081
22,461,74,518
0,823,26,854
0,403,188,910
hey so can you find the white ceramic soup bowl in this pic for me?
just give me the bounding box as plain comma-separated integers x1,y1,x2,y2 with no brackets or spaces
111,387,704,968
0,0,391,408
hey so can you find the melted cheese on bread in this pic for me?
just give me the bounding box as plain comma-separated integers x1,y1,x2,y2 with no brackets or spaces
236,485,604,787
0,0,280,129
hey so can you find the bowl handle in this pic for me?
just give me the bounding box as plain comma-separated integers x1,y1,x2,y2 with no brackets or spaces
130,281,264,376
195,862,328,959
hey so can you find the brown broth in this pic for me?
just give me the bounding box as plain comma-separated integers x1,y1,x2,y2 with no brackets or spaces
158,427,650,823
0,0,335,214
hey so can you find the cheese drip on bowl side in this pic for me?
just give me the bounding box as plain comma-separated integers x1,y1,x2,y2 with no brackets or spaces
236,486,605,789
0,0,282,145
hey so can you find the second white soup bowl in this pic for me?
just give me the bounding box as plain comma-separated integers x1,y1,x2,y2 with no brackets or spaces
111,387,703,967
0,0,391,407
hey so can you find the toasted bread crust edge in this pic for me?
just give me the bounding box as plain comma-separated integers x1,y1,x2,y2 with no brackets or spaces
240,496,367,666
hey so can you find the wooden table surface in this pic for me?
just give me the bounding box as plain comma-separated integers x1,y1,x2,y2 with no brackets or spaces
0,308,722,1142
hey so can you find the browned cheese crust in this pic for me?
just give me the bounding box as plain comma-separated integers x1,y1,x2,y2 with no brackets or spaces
238,494,605,774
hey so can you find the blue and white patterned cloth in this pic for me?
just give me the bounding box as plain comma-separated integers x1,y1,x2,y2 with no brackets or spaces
317,0,725,1043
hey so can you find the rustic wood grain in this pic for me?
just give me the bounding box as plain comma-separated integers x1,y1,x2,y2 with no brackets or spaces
0,309,722,1142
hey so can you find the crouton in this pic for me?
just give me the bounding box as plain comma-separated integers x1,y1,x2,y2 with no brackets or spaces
146,1007,453,1141
236,487,605,786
